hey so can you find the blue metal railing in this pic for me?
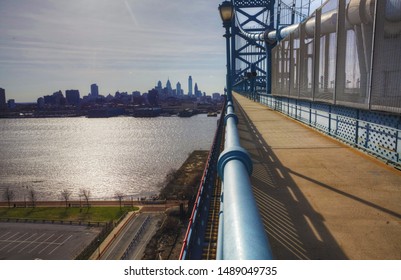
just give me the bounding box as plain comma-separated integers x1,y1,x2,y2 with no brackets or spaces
216,100,273,260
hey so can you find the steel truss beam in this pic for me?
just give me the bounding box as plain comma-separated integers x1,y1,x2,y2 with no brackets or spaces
232,0,275,93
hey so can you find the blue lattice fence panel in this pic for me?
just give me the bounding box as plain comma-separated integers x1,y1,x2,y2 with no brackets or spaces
298,100,311,124
274,96,283,112
281,98,289,115
288,98,297,118
260,95,267,106
331,106,358,144
359,111,400,164
268,95,274,108
257,95,401,166
312,103,330,133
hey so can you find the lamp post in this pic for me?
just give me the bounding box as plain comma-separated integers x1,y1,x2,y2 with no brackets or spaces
218,1,234,102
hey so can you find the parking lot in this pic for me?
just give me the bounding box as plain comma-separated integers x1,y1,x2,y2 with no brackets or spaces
0,222,101,260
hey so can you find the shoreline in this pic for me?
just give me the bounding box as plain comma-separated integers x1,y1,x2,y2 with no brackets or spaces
0,150,210,260
0,150,209,209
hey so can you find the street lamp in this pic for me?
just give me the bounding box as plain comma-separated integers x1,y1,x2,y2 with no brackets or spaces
218,1,234,101
219,1,234,27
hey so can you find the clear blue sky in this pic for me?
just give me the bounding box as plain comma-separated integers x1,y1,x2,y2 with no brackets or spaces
0,0,227,102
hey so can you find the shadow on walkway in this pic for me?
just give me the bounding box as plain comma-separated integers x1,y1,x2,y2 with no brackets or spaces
234,99,348,260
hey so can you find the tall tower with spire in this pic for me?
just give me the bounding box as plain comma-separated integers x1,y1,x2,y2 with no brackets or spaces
194,83,198,97
166,78,172,96
188,76,193,96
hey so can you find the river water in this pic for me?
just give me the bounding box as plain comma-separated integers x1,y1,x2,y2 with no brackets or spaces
0,115,218,201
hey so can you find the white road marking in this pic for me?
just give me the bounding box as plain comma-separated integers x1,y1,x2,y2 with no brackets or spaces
0,232,20,251
38,234,64,254
17,233,40,252
5,233,29,252
28,234,54,253
8,233,37,252
0,232,11,239
48,235,73,255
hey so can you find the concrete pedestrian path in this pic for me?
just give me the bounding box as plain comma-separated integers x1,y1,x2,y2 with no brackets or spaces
233,92,401,260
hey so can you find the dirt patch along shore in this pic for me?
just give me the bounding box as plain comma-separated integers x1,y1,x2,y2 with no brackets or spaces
142,150,209,260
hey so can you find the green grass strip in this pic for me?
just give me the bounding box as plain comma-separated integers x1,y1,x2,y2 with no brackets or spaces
0,206,138,222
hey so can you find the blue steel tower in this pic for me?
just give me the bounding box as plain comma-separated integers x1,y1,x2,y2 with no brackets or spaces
231,0,276,94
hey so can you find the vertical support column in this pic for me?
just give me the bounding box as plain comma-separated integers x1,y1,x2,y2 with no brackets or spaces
231,25,236,91
225,26,232,102
355,109,360,147
367,0,380,110
299,21,306,98
335,0,346,105
266,45,273,94
312,8,321,101
289,33,294,97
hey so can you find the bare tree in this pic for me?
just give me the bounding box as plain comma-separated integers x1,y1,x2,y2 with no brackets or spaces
60,189,72,208
28,188,37,208
115,191,125,209
2,187,16,208
81,189,91,208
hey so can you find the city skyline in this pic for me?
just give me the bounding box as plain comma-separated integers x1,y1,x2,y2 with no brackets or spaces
33,75,211,104
0,1,227,102
29,75,214,109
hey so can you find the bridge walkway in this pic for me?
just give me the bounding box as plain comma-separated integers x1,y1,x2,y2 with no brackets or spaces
233,92,401,260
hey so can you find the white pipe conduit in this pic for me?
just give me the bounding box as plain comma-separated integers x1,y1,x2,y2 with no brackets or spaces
237,0,401,43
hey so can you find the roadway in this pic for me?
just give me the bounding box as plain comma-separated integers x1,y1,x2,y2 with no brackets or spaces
95,212,163,260
233,92,401,260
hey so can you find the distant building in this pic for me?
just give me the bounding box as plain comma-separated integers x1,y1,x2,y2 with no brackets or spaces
166,79,172,95
51,90,65,107
212,92,221,101
43,95,54,105
132,91,141,98
7,99,16,109
156,81,163,95
176,82,182,96
66,89,80,106
194,83,202,98
42,90,65,107
188,76,193,96
37,97,45,109
91,83,99,97
0,88,6,110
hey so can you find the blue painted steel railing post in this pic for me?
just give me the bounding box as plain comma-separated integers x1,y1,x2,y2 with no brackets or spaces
224,24,232,102
217,100,273,260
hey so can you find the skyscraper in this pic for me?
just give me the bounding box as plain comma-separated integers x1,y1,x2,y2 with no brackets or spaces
176,82,182,96
188,76,193,96
194,83,198,96
166,79,172,91
66,89,80,106
0,88,6,110
91,83,99,97
166,79,173,96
